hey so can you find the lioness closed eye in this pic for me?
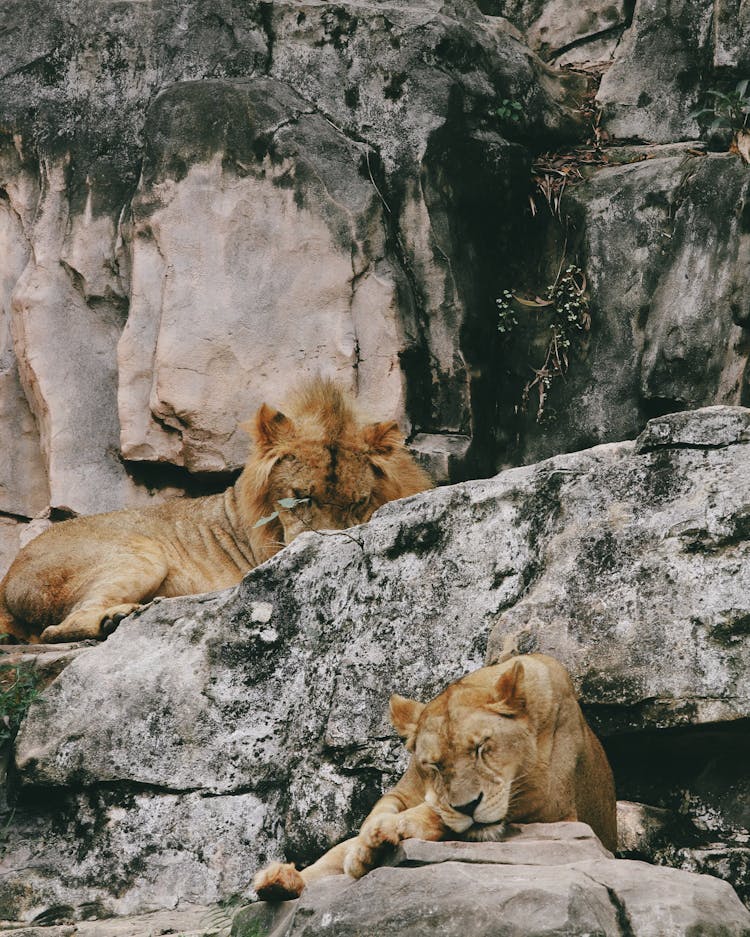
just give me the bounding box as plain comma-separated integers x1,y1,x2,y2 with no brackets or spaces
0,378,432,644
253,653,617,901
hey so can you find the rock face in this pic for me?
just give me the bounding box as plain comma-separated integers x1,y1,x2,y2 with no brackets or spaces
484,0,634,67
2,406,748,922
233,825,750,937
0,0,586,546
3,0,750,565
503,148,750,467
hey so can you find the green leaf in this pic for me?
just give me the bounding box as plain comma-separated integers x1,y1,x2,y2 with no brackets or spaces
277,497,310,509
252,511,279,529
737,79,749,97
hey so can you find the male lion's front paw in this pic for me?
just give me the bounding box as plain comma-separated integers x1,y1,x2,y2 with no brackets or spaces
253,862,305,901
101,604,142,635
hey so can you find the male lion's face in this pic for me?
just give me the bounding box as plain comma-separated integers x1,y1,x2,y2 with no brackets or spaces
249,400,404,545
391,661,535,840
266,439,384,543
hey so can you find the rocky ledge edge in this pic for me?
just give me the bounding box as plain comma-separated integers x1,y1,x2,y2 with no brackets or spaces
234,822,750,937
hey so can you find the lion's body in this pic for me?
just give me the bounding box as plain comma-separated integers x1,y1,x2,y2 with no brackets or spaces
254,654,617,900
0,379,431,643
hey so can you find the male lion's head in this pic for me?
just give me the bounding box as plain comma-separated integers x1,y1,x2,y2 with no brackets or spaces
241,378,432,551
390,659,541,841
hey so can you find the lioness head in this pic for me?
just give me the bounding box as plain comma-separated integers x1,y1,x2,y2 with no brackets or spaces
241,378,432,549
390,660,536,841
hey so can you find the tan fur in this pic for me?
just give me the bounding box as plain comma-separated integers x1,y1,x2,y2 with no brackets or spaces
0,378,432,643
253,654,616,900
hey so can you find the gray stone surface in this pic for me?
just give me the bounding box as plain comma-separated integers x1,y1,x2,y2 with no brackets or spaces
596,0,712,143
714,0,750,69
510,152,750,467
3,406,749,920
485,0,632,65
0,905,221,937
635,406,750,453
385,821,612,867
234,831,750,937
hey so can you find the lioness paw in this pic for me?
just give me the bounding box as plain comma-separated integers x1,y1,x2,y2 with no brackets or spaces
359,814,402,850
343,841,377,880
253,861,305,901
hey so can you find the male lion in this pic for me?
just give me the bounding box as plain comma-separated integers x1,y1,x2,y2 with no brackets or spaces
0,378,431,643
254,653,616,900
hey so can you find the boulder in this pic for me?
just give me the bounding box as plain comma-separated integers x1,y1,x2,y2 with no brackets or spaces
233,825,750,937
2,406,749,920
117,78,407,472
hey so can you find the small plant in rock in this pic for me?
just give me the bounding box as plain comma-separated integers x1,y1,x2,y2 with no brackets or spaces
497,264,591,423
495,98,523,125
0,663,39,746
496,290,519,333
691,79,750,163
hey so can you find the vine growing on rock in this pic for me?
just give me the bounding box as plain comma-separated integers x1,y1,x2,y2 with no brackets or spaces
496,264,591,423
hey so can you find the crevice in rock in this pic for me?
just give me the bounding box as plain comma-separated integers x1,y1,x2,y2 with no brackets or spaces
639,395,688,420
0,509,33,525
548,23,632,65
575,870,637,937
122,458,240,498
15,775,277,809
258,1,275,74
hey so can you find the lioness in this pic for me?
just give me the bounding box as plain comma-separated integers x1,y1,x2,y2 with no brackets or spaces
254,654,616,900
0,378,431,643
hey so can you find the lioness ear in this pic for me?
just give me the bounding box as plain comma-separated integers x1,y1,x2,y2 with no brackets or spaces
253,403,294,451
389,693,425,748
363,420,402,456
491,659,526,714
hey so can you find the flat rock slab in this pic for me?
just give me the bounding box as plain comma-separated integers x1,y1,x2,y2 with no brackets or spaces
0,904,218,937
385,821,613,867
636,406,750,453
234,831,750,937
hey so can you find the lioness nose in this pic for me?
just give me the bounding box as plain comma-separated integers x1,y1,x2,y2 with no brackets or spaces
452,793,483,817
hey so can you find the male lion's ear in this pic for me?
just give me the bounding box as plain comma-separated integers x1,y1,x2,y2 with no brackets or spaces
491,659,526,714
253,403,294,451
389,693,425,748
363,420,402,456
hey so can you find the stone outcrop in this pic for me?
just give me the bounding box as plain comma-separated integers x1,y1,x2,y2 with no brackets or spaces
1,2,750,931
502,147,750,467
3,0,750,566
234,824,750,937
484,0,634,68
0,0,586,548
1,406,748,924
